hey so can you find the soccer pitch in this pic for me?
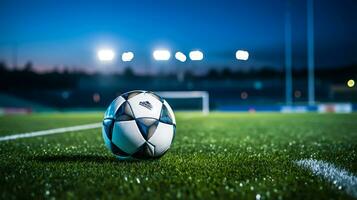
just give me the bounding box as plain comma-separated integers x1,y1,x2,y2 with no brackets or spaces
0,112,356,199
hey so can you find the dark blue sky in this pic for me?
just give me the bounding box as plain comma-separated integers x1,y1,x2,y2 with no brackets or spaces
0,0,356,73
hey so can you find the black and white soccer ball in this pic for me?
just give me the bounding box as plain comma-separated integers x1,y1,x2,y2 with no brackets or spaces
102,90,176,159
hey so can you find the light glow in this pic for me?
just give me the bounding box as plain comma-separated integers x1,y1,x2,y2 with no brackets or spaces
97,49,115,62
236,50,249,61
347,79,355,88
121,51,134,62
175,52,187,62
189,50,203,61
153,50,171,61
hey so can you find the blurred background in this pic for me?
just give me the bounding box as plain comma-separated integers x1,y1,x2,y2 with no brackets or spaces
0,0,356,114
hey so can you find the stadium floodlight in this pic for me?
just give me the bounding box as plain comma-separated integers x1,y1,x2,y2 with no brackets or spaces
235,50,249,61
153,50,171,61
189,50,203,61
97,49,115,62
122,51,134,62
347,79,355,88
175,52,186,62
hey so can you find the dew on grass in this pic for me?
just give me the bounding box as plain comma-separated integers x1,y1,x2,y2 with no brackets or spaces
239,183,243,187
136,178,140,184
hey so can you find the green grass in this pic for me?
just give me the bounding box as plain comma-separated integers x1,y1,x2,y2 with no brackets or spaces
0,112,102,135
0,112,356,199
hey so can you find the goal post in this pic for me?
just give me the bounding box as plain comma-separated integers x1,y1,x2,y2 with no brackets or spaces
155,91,209,115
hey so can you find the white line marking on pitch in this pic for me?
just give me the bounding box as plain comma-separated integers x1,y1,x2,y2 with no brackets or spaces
296,159,357,198
0,123,101,142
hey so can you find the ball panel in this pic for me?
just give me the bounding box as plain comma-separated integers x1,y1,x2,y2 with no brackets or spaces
159,104,174,125
115,101,135,121
148,122,174,156
147,121,159,140
102,122,131,157
147,91,164,103
135,118,159,140
104,96,126,119
102,127,112,151
172,124,176,143
163,100,176,125
112,120,146,154
121,90,145,100
131,142,155,159
110,141,131,157
127,93,163,119
102,118,114,140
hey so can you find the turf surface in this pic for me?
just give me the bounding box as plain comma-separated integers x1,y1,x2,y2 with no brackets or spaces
0,112,356,199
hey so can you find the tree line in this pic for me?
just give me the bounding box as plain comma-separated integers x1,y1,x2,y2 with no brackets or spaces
0,61,355,91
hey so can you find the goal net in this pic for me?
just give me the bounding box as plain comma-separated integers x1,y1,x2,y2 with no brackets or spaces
155,91,209,115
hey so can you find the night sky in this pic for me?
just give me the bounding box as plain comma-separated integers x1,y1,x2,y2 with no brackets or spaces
0,0,356,73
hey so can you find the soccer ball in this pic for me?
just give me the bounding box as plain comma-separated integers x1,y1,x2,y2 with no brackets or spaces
102,90,176,159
